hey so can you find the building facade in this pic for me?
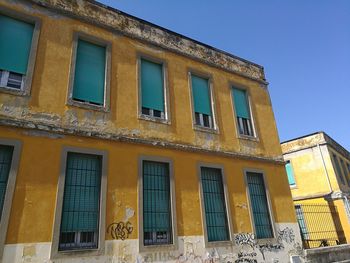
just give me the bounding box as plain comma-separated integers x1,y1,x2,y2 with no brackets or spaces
0,0,301,262
282,132,350,248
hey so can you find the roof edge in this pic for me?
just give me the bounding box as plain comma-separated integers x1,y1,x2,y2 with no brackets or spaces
28,0,268,84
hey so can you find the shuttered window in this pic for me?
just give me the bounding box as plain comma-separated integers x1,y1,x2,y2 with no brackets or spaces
0,15,34,75
140,59,165,117
232,88,254,136
191,75,213,128
59,152,102,251
285,161,296,186
332,154,345,185
143,161,172,245
72,40,106,106
246,172,273,239
0,145,14,220
200,167,229,242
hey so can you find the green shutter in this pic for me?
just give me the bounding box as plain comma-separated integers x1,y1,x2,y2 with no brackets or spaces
141,59,164,112
60,153,102,232
232,88,250,119
295,205,308,240
285,162,296,185
201,167,229,242
72,40,106,105
191,75,212,116
0,15,34,74
0,145,14,220
247,172,273,239
143,161,171,233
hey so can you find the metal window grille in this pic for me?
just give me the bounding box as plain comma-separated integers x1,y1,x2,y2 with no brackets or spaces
295,205,309,240
246,172,273,239
0,145,14,220
237,117,253,136
201,167,229,242
143,161,172,246
195,112,213,128
0,70,24,90
59,152,102,251
294,203,346,248
141,107,165,119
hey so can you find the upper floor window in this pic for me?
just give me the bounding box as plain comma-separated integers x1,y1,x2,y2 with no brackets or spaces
246,171,274,239
199,166,230,243
285,160,296,186
232,88,255,137
139,58,167,121
68,34,111,111
340,158,350,187
0,13,40,95
190,74,215,129
332,154,346,185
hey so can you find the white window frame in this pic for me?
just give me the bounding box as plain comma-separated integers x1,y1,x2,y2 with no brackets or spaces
0,138,22,259
0,7,41,96
188,71,218,133
137,54,171,124
244,169,276,242
50,146,108,259
230,84,258,140
67,32,111,112
138,155,177,252
197,163,234,247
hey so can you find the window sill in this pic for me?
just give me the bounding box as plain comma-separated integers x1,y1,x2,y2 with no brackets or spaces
0,85,28,96
51,246,104,259
205,240,233,248
193,125,219,134
139,114,171,125
238,134,259,142
67,99,109,112
290,184,297,189
139,242,177,253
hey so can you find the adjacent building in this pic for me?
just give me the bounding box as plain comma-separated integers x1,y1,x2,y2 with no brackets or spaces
0,0,301,262
282,132,350,248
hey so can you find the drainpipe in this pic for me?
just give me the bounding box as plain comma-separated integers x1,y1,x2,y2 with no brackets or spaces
318,143,333,194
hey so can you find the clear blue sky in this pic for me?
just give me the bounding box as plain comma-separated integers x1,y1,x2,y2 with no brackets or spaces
99,0,350,150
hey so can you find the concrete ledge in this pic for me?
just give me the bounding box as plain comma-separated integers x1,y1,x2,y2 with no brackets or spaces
304,244,350,263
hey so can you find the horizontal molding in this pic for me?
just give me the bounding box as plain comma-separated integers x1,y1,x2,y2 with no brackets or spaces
0,117,285,165
26,0,267,85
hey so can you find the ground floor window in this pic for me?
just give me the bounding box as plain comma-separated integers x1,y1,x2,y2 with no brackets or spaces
59,152,102,251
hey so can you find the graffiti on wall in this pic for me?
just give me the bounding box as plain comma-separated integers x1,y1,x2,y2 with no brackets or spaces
234,233,256,248
277,227,295,244
107,221,133,240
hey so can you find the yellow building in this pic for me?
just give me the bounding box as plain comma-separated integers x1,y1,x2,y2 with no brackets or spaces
0,0,302,262
282,132,350,248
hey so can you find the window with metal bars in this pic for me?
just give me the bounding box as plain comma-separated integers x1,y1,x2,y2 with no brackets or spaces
246,172,274,239
200,167,230,242
0,145,14,220
142,160,172,246
295,204,309,240
58,152,102,251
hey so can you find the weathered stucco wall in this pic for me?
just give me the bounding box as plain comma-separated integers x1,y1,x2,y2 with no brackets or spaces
0,0,283,161
1,126,295,245
0,125,300,262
